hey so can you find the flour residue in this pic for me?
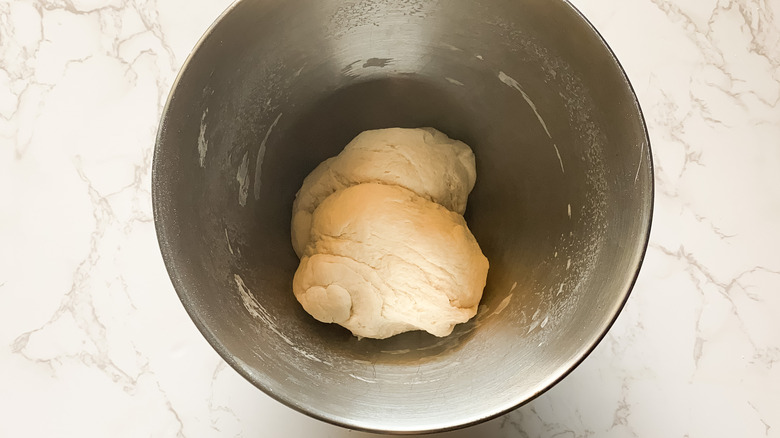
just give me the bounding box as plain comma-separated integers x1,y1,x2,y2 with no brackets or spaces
381,349,411,355
527,307,546,334
552,143,565,173
293,347,331,365
234,274,331,365
349,373,377,384
198,109,208,167
445,77,464,86
237,152,249,206
341,59,362,77
498,71,550,137
635,140,645,183
234,274,292,344
254,112,283,199
493,294,513,316
498,71,565,174
225,228,234,255
486,280,517,318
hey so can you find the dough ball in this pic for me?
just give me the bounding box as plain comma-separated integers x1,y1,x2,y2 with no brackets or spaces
291,127,476,257
293,183,489,339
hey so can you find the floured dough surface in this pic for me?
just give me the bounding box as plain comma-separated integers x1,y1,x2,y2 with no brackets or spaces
291,127,476,257
293,183,489,339
290,127,488,339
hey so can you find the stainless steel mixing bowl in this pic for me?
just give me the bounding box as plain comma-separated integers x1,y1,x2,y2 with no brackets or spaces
153,0,653,433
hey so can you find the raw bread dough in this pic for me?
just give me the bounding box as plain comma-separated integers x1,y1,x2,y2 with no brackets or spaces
291,127,476,257
293,183,489,339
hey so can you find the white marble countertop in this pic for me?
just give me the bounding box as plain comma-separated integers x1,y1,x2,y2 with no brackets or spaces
2,0,779,436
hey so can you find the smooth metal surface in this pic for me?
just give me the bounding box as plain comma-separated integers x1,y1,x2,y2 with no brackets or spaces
153,0,653,433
